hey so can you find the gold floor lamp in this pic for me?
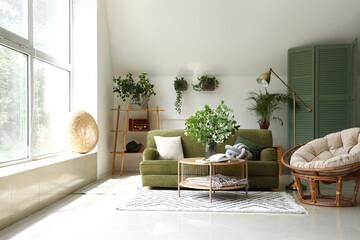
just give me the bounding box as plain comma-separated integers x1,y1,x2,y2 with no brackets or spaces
256,68,312,190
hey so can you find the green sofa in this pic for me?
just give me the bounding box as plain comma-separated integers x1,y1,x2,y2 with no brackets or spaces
140,129,279,189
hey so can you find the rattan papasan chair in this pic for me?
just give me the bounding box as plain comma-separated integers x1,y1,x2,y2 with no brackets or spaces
282,128,360,207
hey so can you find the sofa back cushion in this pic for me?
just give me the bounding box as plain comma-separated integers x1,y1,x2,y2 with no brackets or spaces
218,129,273,151
147,129,205,157
147,129,273,158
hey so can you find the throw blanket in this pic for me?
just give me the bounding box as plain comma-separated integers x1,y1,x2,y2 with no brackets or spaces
225,143,252,160
185,174,248,188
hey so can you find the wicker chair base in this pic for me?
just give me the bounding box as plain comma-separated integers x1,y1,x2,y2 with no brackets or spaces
282,142,360,207
292,173,360,207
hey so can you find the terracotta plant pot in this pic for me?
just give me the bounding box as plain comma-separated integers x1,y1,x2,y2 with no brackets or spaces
259,121,270,129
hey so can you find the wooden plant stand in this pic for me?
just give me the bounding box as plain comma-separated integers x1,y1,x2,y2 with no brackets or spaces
111,105,164,176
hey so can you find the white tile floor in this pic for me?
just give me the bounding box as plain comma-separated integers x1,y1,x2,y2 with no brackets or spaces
1,173,360,240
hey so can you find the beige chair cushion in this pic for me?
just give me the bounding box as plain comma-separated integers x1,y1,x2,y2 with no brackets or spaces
290,128,360,169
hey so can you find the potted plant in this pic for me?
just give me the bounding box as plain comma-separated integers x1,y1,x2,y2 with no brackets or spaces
247,89,293,129
192,75,219,92
137,72,156,109
113,72,156,109
174,77,187,114
184,100,240,158
113,73,138,105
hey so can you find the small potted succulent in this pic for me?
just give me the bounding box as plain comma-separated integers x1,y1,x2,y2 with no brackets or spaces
192,75,219,92
247,89,293,129
184,100,240,158
113,72,156,109
174,77,188,114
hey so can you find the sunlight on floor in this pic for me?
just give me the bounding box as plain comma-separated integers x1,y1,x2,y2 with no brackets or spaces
1,173,360,240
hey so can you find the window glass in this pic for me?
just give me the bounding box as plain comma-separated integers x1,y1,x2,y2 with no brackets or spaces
0,0,28,38
33,59,70,156
0,45,28,163
33,0,70,62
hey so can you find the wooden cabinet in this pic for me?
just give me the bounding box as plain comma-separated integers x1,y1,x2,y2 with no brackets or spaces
111,105,164,175
288,39,357,148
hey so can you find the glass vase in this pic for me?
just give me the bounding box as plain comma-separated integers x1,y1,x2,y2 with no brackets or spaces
205,141,217,159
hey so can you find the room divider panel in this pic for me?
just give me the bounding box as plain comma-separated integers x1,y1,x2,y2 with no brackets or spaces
287,39,357,149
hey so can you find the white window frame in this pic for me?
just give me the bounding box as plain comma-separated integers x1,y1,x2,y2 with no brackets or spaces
0,0,72,167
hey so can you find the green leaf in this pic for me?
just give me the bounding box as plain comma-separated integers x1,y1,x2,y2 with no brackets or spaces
184,100,240,144
247,89,293,127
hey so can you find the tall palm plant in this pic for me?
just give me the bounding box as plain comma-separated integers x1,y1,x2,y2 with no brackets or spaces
247,89,293,129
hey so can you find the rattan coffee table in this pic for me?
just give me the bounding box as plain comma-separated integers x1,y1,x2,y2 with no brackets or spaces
178,157,248,203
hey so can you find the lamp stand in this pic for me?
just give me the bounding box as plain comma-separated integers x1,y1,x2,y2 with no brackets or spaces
285,93,306,191
256,68,311,191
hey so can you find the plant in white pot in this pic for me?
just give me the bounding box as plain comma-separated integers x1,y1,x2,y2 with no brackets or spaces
136,72,156,109
184,100,240,158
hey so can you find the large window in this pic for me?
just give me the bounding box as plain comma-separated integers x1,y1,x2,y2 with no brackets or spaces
0,45,27,162
0,0,71,165
0,0,28,39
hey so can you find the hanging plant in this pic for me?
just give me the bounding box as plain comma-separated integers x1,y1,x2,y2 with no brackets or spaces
192,75,219,92
174,77,187,114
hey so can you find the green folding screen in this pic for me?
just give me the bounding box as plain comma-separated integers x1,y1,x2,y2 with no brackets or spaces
287,39,357,149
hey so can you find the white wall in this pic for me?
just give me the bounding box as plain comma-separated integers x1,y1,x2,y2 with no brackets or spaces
113,75,288,171
105,0,360,172
73,0,97,114
97,0,114,178
73,0,114,178
105,0,360,76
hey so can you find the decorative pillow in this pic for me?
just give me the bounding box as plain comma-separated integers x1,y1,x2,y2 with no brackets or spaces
154,136,184,160
235,136,265,160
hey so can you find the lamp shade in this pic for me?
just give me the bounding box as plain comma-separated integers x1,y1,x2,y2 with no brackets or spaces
256,70,271,87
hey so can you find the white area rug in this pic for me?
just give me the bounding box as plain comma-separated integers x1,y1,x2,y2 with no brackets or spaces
117,190,308,214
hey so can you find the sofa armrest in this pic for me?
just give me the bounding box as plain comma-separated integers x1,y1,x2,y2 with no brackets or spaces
259,147,277,162
143,147,160,160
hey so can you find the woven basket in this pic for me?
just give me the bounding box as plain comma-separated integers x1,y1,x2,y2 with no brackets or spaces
68,111,99,153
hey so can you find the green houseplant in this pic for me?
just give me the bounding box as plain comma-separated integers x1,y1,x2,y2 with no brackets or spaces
137,72,156,109
113,73,137,103
113,72,156,109
184,100,239,158
247,89,292,129
192,75,219,92
174,77,187,114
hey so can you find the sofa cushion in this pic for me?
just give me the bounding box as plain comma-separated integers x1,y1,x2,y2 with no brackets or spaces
140,160,178,175
147,130,205,158
291,128,360,169
235,136,265,160
140,159,278,176
154,136,184,160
